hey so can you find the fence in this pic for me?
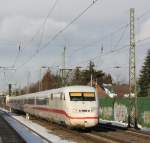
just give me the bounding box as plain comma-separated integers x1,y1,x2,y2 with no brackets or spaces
99,97,150,128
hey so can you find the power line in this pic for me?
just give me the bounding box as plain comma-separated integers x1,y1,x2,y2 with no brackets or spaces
70,33,150,68
17,32,149,73
15,0,101,71
0,39,17,44
136,35,150,44
68,8,150,68
112,24,129,49
68,22,129,66
69,23,129,60
12,42,22,67
3,71,8,85
39,0,100,51
0,67,16,87
136,9,150,21
35,0,60,51
13,0,59,68
16,6,150,72
68,23,129,57
24,0,59,47
70,44,129,68
69,8,150,56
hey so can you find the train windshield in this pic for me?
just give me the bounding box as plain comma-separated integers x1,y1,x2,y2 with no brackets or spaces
69,92,95,101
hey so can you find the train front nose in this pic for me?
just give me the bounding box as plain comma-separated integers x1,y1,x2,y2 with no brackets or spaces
70,118,98,128
69,104,99,128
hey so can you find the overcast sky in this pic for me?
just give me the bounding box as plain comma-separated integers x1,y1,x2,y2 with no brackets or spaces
0,0,150,91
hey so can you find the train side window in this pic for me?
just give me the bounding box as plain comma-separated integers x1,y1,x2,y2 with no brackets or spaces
64,94,65,100
36,98,48,105
28,98,34,104
60,93,63,100
51,94,53,100
25,99,28,104
46,98,48,104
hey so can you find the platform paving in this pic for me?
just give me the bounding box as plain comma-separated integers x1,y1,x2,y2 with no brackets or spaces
0,112,26,143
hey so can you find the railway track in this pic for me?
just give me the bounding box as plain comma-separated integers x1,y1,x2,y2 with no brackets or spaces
29,115,150,143
94,123,150,143
99,122,150,137
1,108,150,143
27,115,122,143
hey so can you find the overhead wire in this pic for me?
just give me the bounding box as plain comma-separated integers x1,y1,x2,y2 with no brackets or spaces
69,7,150,57
70,33,150,68
69,22,129,67
68,8,150,68
3,5,149,92
24,0,59,47
15,0,101,71
136,35,150,44
15,5,150,72
69,22,129,61
3,2,150,89
13,0,59,68
136,9,150,21
112,24,129,49
12,42,21,68
68,23,129,58
3,70,8,85
35,0,60,52
70,44,129,68
70,31,150,67
0,39,17,44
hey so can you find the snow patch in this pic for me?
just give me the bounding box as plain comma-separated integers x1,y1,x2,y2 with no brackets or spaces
0,108,75,143
99,119,128,128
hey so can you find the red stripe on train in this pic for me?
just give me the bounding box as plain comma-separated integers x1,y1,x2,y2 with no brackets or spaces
32,107,98,120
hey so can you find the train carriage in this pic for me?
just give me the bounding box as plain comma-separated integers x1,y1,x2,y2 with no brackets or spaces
8,86,99,128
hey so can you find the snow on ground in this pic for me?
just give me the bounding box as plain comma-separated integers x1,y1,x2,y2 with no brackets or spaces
99,119,150,132
99,119,128,128
3,114,46,143
0,107,9,113
0,108,75,143
10,115,75,143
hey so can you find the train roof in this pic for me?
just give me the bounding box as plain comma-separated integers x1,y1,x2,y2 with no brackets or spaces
63,85,95,91
9,85,96,99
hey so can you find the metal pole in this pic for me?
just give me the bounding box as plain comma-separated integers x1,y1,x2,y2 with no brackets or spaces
39,68,41,92
63,46,66,70
63,46,66,85
8,84,12,96
61,46,67,86
128,8,138,128
90,61,93,87
91,74,93,86
27,71,31,93
39,66,48,91
41,69,43,91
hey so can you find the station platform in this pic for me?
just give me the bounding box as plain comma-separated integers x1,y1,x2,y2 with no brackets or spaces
0,111,25,143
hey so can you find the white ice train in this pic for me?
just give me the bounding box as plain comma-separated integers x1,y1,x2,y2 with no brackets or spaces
7,86,99,128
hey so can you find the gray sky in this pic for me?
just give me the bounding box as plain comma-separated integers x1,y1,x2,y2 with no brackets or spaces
0,0,150,91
